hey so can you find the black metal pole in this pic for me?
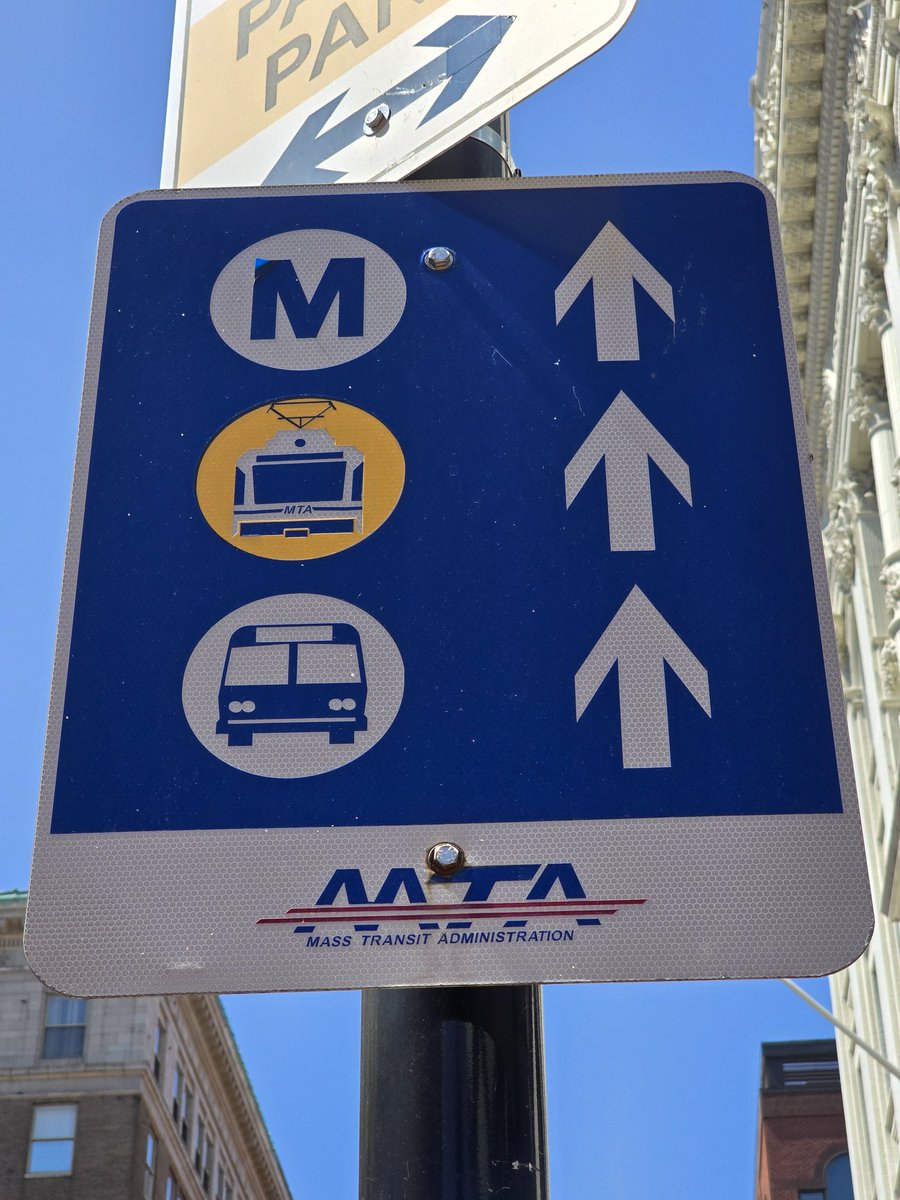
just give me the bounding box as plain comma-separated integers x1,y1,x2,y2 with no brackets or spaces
358,121,549,1200
359,985,548,1200
406,116,513,181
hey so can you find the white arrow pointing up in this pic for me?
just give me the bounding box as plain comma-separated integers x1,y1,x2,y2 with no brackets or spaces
565,391,692,551
576,587,711,769
555,222,675,361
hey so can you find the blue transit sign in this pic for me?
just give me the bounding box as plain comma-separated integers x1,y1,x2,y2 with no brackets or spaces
26,174,871,996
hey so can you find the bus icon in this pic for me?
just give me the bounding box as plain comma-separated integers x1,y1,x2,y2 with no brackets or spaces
233,400,364,540
216,623,368,748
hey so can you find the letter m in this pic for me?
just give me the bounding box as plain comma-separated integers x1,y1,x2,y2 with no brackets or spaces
251,257,365,340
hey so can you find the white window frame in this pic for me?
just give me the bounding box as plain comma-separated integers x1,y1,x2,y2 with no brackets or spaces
144,1129,158,1200
41,994,87,1060
182,1083,194,1146
26,1103,78,1177
153,1021,167,1085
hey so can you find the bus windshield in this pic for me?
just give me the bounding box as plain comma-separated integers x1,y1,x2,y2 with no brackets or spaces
296,643,360,684
224,643,290,686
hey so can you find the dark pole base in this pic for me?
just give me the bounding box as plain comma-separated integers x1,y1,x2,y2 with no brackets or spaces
359,985,548,1200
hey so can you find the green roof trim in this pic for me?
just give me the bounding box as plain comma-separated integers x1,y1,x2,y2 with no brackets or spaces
0,889,28,903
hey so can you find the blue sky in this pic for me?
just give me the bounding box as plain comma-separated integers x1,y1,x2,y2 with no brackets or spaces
1,2,844,1198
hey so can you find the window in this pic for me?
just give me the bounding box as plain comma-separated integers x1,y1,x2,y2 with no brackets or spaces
182,1084,194,1146
216,1165,225,1200
171,1066,194,1144
870,964,887,1056
42,995,87,1059
194,1118,216,1193
27,1104,77,1175
153,1022,167,1084
203,1137,215,1194
824,1154,853,1200
165,1176,183,1200
296,642,360,684
144,1131,157,1200
172,1064,184,1123
252,459,347,503
225,643,289,686
800,1152,855,1200
194,1113,207,1171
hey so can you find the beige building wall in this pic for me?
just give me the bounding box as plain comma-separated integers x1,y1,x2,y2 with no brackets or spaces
0,890,292,1200
754,4,900,1200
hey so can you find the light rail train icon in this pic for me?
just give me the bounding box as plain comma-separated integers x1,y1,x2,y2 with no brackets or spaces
232,400,364,539
216,622,368,748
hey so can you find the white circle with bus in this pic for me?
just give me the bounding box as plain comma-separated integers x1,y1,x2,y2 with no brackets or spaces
182,594,404,778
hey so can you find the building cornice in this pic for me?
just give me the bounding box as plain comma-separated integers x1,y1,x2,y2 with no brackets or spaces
754,0,852,505
0,896,292,1200
804,2,852,495
185,996,292,1200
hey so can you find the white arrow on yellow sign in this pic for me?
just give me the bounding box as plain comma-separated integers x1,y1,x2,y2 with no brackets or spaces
162,0,638,187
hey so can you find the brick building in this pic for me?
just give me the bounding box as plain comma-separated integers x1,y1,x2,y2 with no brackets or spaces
0,890,292,1200
756,1040,853,1200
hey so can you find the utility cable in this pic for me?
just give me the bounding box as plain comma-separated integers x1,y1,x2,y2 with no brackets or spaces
781,977,900,1083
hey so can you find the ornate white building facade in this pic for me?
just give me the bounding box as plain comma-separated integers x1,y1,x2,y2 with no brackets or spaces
754,3,900,1198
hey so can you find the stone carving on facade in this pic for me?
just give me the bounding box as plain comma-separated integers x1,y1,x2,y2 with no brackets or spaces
880,559,900,627
884,14,900,57
824,470,864,596
850,2,882,89
826,470,879,679
867,112,895,258
858,266,891,333
881,636,900,697
848,368,890,435
847,4,887,95
858,99,895,171
782,116,820,148
824,471,867,678
822,366,836,452
880,555,900,699
757,35,783,192
850,93,896,264
785,4,827,41
864,179,890,264
782,153,820,186
783,80,825,114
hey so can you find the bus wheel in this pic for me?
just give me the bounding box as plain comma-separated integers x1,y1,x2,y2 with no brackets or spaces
228,730,253,747
329,729,354,745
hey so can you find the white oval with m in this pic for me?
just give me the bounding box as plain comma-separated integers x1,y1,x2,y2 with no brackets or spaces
211,228,407,369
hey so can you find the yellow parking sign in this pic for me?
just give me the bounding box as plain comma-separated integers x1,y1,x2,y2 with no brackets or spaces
162,0,638,186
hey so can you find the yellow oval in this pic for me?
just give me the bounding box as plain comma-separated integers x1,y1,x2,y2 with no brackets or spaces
196,397,405,561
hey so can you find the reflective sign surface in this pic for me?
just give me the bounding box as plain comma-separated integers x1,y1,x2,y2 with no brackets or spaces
26,175,871,995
